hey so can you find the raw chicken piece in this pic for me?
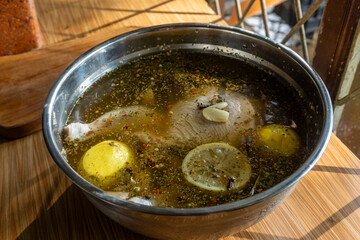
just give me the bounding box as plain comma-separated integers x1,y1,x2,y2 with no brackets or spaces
170,88,255,146
64,87,256,148
106,191,152,206
64,106,164,142
136,87,256,148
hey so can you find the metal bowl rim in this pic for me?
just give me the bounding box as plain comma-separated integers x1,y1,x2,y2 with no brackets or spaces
43,23,333,216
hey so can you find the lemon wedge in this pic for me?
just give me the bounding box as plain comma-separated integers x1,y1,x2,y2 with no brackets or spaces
79,140,134,189
182,143,251,191
258,125,300,156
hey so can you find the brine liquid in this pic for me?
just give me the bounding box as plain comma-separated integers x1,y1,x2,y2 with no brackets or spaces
63,51,310,208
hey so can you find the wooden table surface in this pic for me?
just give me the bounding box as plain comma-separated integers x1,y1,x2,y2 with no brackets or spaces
1,0,360,239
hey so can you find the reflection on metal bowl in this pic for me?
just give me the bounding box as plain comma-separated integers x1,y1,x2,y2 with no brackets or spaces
42,23,332,239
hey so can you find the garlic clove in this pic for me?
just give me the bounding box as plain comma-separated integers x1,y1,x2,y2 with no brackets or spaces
202,102,229,123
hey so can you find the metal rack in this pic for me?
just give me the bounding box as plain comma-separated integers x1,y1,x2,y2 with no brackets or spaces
210,0,326,63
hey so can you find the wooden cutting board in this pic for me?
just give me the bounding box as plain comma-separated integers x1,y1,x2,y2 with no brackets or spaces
0,27,131,138
0,0,224,138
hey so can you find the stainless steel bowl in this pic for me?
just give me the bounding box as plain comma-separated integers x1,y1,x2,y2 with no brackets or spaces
43,23,333,239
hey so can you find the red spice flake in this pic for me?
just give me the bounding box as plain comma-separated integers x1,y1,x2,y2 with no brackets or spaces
104,127,107,131
191,74,196,78
117,136,122,140
152,162,156,167
192,91,197,94
171,180,175,185
86,131,94,136
123,126,129,130
137,68,141,72
66,136,71,141
153,69,156,72
167,104,173,108
107,119,113,123
154,189,162,194
232,86,236,89
122,114,127,117
142,144,147,148
84,115,88,118
125,162,129,165
201,159,205,163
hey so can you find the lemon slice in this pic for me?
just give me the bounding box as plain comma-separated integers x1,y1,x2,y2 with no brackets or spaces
182,143,251,191
79,140,134,189
258,125,300,156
